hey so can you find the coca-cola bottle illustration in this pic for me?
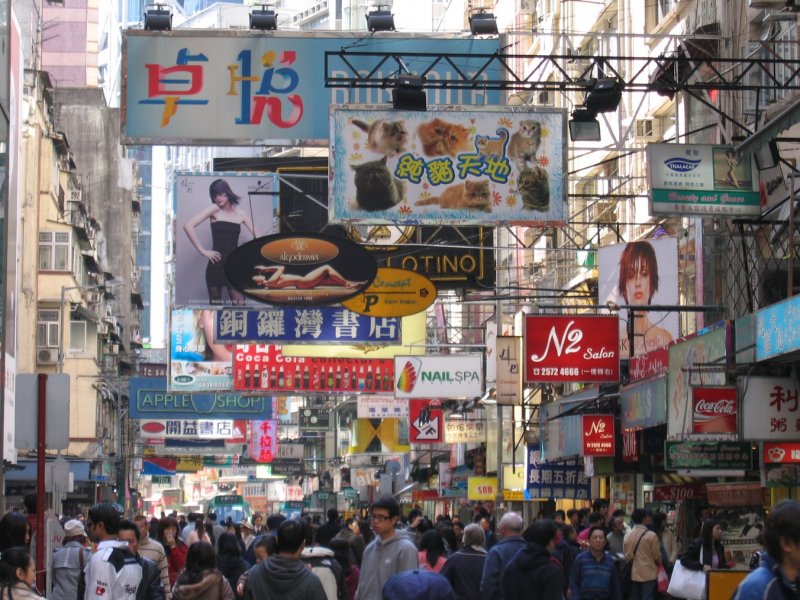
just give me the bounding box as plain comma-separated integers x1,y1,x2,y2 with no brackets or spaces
294,369,301,389
253,367,260,389
244,365,251,388
270,367,278,389
365,365,374,390
335,366,342,389
303,367,310,389
261,366,269,388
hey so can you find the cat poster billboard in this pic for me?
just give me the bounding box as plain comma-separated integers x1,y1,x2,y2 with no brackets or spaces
329,107,567,226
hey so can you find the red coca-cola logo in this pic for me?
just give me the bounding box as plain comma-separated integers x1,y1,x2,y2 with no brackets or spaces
694,399,736,416
692,387,738,434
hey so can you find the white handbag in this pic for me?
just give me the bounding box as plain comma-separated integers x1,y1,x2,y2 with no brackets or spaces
667,558,707,600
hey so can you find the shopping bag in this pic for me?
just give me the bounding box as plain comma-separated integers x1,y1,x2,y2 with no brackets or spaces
667,559,706,600
657,563,670,594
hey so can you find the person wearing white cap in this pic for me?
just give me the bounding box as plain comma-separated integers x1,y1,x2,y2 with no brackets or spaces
50,519,92,600
239,521,255,552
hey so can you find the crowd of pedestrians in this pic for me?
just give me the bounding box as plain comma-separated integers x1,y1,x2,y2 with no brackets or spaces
0,496,798,600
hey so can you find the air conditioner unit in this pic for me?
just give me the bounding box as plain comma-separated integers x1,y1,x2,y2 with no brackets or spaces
37,348,58,365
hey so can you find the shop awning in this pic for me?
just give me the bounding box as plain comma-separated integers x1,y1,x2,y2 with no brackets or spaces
5,460,91,481
735,94,800,161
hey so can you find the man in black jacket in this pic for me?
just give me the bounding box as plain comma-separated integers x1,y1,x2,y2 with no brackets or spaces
502,519,563,600
316,509,342,548
118,519,165,600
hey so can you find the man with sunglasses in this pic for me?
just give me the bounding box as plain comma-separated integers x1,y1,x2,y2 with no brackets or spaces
84,503,143,600
354,497,418,600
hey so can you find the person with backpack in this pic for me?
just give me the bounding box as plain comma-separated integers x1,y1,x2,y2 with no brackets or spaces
301,519,346,600
118,519,165,600
51,519,92,600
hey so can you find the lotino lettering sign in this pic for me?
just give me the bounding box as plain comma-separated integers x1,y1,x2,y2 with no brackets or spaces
129,377,274,419
525,316,619,383
393,354,483,399
582,415,615,457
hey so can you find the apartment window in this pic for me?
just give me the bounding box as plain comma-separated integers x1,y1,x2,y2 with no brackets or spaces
39,231,71,271
37,310,60,347
70,320,88,352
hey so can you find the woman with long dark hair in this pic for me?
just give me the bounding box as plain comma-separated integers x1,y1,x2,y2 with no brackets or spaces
0,547,42,600
680,518,730,574
215,533,249,600
418,529,447,573
173,541,234,600
0,514,30,552
188,517,213,547
158,515,188,588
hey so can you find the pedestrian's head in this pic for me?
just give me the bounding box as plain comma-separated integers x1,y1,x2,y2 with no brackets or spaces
552,510,566,525
0,546,35,588
567,509,579,525
631,508,647,525
183,541,217,576
328,538,352,570
763,500,800,565
610,515,625,533
218,532,242,557
522,519,560,551
587,512,604,528
700,519,722,545
382,570,456,600
157,516,179,544
618,241,659,305
22,494,37,516
277,519,306,556
370,497,401,538
562,524,577,542
327,508,339,523
253,535,277,563
462,523,485,548
452,519,464,539
0,513,31,551
87,503,121,542
133,515,150,538
266,513,286,532
588,526,607,553
118,519,141,556
62,519,87,544
497,512,524,538
592,499,609,516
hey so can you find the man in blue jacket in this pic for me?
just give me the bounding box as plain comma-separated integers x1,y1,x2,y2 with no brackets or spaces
734,500,800,600
480,512,526,600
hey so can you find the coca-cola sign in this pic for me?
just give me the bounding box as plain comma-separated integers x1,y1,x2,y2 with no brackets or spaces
692,386,738,434
582,415,615,457
525,316,619,383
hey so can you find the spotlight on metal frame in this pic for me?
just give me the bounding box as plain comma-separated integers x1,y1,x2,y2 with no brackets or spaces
393,73,427,111
568,108,601,142
366,5,395,32
469,8,499,35
584,77,623,114
250,5,278,31
143,3,172,31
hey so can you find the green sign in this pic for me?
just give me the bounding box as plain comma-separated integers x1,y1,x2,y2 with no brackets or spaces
341,487,357,499
317,492,330,500
665,441,752,471
151,475,171,485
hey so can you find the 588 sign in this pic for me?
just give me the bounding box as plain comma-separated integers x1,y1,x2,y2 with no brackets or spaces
525,316,619,383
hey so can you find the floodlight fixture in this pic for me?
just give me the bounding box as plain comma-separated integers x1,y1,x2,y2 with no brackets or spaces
250,5,278,30
584,77,623,114
366,6,395,32
393,73,427,111
569,108,601,142
143,3,172,31
469,9,499,35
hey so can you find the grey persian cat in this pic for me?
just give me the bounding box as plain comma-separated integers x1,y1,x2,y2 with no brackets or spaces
351,156,405,211
518,167,550,211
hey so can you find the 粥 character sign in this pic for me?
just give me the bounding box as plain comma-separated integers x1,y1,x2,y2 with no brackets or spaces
582,415,615,457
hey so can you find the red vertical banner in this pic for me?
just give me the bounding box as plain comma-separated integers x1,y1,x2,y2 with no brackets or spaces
408,399,443,443
622,430,638,463
250,419,278,463
582,415,615,456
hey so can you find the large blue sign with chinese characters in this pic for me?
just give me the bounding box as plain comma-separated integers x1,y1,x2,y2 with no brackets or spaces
756,294,800,361
214,307,401,344
526,446,591,500
123,31,501,144
129,377,274,419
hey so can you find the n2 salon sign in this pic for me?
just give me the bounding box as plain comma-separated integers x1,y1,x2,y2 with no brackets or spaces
525,316,619,383
582,415,615,456
394,354,483,399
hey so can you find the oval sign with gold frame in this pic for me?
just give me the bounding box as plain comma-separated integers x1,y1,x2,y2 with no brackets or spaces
341,267,437,317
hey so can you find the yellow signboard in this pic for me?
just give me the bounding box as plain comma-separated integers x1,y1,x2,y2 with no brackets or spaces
281,311,426,358
341,267,437,318
503,490,525,501
503,465,526,490
468,476,498,501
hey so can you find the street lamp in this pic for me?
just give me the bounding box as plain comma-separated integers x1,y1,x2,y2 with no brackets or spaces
58,279,124,373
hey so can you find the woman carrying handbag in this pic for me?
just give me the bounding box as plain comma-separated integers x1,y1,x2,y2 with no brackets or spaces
669,519,729,600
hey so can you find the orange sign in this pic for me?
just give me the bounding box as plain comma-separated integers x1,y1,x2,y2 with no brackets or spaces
341,267,437,317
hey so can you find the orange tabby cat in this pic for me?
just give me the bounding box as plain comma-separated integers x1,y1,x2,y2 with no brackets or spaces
417,118,471,157
415,180,492,212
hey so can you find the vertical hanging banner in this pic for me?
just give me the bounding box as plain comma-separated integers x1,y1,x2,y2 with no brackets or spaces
496,336,523,405
170,309,233,392
582,415,615,457
250,419,278,463
692,386,738,434
409,399,444,444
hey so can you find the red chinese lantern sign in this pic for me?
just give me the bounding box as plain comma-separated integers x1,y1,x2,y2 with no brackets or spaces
250,419,278,463
525,316,619,383
582,415,615,457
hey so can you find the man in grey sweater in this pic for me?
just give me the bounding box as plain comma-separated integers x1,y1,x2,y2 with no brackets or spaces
354,497,418,600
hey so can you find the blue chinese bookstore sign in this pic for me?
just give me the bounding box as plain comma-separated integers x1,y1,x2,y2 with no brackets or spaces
526,446,591,500
215,307,401,344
